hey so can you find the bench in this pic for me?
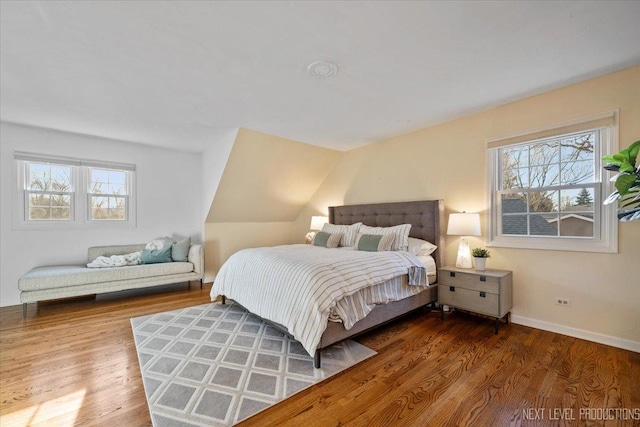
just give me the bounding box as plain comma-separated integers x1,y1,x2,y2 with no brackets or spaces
18,243,203,317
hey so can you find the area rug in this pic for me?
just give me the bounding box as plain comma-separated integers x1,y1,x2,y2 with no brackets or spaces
131,301,376,426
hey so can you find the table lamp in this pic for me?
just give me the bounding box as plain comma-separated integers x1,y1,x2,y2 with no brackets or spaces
306,216,328,243
447,212,481,268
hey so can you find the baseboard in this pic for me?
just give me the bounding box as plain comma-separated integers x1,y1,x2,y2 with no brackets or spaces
511,315,640,353
204,275,215,284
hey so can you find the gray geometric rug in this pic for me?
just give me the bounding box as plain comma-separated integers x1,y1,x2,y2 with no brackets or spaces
131,301,376,426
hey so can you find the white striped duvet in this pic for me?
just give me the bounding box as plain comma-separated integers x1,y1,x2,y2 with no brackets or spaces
210,244,426,356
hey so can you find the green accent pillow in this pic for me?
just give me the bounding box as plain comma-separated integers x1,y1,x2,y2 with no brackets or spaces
172,237,191,262
356,233,395,252
312,231,342,248
142,244,172,264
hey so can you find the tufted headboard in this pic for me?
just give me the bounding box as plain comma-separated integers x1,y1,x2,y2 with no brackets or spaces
328,200,445,268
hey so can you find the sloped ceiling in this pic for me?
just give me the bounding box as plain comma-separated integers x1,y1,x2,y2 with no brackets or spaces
206,128,341,223
2,1,640,152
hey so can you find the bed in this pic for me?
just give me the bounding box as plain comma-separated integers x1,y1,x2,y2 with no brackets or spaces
211,199,445,368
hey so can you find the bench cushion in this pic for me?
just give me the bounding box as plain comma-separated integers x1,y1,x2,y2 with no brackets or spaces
18,262,194,291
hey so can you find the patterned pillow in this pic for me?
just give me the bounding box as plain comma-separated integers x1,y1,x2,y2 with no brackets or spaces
312,232,343,249
321,222,362,247
355,233,395,252
143,237,174,264
359,224,412,251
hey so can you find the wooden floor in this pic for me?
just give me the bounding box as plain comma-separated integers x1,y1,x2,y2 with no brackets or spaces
1,284,638,427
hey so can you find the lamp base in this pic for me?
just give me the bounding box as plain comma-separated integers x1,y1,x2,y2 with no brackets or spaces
305,231,315,244
455,237,473,268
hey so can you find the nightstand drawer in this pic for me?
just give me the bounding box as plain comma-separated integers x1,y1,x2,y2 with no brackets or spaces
440,270,500,294
439,285,499,317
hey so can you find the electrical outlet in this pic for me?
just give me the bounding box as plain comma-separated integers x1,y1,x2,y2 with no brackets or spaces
555,297,571,307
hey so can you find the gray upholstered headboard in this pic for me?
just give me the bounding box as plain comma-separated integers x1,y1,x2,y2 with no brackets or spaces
328,200,445,269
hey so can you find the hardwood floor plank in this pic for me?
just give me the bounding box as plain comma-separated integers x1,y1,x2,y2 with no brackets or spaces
1,287,638,426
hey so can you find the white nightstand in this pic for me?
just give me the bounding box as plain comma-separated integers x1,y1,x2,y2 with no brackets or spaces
438,266,513,334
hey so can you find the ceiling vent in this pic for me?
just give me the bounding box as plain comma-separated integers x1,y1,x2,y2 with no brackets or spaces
307,60,338,80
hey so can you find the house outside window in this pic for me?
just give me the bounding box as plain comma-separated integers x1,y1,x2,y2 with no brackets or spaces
14,153,136,229
486,111,618,253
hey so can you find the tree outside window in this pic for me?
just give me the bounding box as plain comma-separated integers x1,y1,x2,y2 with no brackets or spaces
499,131,597,238
89,168,128,220
26,163,73,220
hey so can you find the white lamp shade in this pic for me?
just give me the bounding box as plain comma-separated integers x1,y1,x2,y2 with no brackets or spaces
447,212,481,268
309,216,328,231
447,213,481,236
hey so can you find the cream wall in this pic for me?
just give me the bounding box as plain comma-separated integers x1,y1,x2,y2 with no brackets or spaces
297,65,640,350
205,128,341,280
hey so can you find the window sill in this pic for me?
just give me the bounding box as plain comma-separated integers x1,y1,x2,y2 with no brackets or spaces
487,235,617,254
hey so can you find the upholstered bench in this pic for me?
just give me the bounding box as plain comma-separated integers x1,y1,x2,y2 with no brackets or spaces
18,243,203,317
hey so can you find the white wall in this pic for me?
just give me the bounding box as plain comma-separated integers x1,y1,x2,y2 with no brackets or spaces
201,128,238,222
0,122,203,307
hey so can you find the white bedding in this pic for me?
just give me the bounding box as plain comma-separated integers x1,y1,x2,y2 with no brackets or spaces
329,254,436,328
210,244,427,356
87,251,142,268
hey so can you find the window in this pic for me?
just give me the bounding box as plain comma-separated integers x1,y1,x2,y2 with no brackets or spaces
25,162,74,221
88,168,129,221
14,153,136,228
486,111,618,253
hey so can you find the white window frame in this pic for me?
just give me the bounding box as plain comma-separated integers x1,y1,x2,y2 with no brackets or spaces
86,166,132,223
13,152,136,229
486,111,618,253
22,159,76,223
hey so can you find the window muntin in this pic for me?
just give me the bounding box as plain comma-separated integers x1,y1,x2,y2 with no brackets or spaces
24,162,74,221
14,153,135,228
497,130,598,239
88,168,129,221
487,112,618,254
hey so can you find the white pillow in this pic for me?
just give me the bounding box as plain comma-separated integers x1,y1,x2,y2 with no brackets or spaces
145,237,172,251
321,222,362,247
407,237,437,256
359,224,411,251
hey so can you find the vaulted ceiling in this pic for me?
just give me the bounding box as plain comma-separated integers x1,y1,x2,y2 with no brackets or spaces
2,1,640,152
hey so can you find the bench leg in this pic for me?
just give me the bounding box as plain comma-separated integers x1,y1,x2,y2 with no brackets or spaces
314,349,321,369
221,295,226,305
200,279,203,290
23,303,27,318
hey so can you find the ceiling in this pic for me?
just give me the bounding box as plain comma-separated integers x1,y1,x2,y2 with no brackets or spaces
2,1,640,153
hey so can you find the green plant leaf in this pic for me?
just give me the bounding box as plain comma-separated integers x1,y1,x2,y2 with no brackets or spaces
619,160,635,173
627,141,640,166
615,174,636,195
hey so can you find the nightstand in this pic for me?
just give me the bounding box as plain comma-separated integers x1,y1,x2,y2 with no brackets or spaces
438,266,513,334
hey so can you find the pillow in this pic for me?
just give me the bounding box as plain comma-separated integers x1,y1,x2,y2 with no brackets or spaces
144,237,172,251
172,237,191,262
142,237,173,264
312,231,343,248
359,224,411,251
407,237,437,256
355,233,395,252
321,222,362,247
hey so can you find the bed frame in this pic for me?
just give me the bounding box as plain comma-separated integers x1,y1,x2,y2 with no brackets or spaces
312,199,445,367
220,199,445,368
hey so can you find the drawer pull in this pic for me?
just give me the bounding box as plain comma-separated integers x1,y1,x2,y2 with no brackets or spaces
480,292,486,298
480,276,487,282
450,286,455,292
450,272,456,277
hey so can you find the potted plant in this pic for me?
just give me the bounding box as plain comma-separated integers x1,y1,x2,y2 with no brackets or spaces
603,140,640,222
471,247,490,271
